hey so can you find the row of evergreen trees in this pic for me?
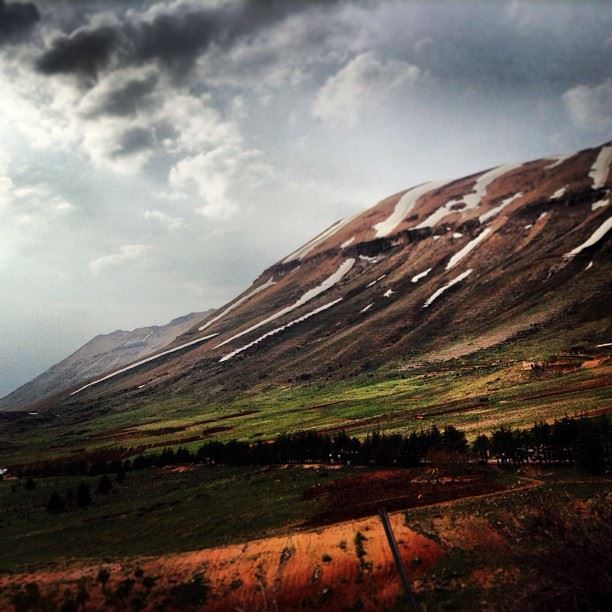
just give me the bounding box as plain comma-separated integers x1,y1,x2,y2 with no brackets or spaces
473,415,610,472
22,415,611,480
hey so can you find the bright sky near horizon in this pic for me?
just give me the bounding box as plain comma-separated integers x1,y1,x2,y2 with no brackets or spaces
1,0,611,396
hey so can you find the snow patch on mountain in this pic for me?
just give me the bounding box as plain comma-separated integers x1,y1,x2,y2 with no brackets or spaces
283,215,357,263
423,269,473,308
550,186,567,200
446,228,493,270
199,277,276,332
219,298,343,362
460,164,519,210
546,154,572,169
70,332,220,396
591,196,609,211
374,181,446,237
411,267,432,283
215,258,355,349
479,192,523,223
589,145,612,190
564,217,612,258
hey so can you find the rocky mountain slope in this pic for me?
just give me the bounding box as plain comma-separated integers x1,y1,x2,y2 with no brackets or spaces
0,311,212,411
14,142,612,411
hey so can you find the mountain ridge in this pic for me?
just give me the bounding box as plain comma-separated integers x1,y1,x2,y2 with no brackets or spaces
8,140,612,412
0,311,213,412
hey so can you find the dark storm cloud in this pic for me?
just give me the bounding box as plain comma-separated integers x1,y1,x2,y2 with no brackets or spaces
112,126,155,157
35,0,324,79
83,70,159,117
36,24,117,76
0,0,40,43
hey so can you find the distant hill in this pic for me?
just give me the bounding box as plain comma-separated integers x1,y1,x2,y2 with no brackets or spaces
0,311,213,411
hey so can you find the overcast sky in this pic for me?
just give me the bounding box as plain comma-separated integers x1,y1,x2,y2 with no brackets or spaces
1,0,611,396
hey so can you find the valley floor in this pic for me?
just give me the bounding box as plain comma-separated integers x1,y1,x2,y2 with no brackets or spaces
1,465,610,611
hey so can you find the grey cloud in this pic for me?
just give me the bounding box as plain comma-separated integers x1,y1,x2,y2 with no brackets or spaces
112,126,156,157
0,0,39,43
81,69,159,117
36,24,118,76
35,0,329,79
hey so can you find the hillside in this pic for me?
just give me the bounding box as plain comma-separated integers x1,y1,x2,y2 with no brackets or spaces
0,311,212,412
64,141,611,402
1,141,610,467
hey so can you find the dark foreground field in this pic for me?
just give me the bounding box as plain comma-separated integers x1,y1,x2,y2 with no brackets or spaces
0,464,610,611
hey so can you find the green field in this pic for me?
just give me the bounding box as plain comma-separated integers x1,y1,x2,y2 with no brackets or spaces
0,464,358,572
1,353,610,468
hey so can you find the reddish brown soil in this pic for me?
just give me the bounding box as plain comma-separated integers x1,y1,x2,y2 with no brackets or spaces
0,512,443,612
303,467,509,526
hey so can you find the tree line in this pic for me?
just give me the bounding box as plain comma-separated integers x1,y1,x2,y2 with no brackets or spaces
17,414,610,484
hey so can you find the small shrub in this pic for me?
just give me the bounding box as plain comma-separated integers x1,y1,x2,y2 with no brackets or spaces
163,573,209,609
76,483,92,508
47,491,66,514
96,475,113,495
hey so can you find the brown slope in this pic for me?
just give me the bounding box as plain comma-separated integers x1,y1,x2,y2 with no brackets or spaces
0,311,213,412
59,141,612,407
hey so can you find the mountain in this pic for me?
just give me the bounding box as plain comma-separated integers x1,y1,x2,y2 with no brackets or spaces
13,142,612,411
0,312,213,412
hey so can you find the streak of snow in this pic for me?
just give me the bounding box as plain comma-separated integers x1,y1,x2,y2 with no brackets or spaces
546,154,571,169
452,232,463,238
415,200,457,228
591,196,609,211
460,164,518,210
198,276,276,331
589,145,612,190
446,228,493,270
219,298,343,362
283,214,358,263
564,217,612,258
479,192,523,223
423,269,473,308
373,181,447,237
215,258,355,349
359,254,379,263
550,186,567,200
415,166,518,230
433,235,440,241
383,289,395,298
360,303,373,313
367,274,386,288
538,212,548,221
585,261,593,271
596,342,612,348
411,267,432,283
70,333,220,396
341,236,355,249
524,224,533,230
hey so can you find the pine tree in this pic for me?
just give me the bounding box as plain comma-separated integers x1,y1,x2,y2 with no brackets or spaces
47,491,66,514
76,482,92,508
97,474,113,495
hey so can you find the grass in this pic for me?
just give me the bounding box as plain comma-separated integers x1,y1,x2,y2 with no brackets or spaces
0,464,353,572
1,345,610,468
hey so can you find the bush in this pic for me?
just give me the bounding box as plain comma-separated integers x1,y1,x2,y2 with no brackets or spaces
47,491,66,514
96,474,113,495
76,482,92,508
163,573,208,609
